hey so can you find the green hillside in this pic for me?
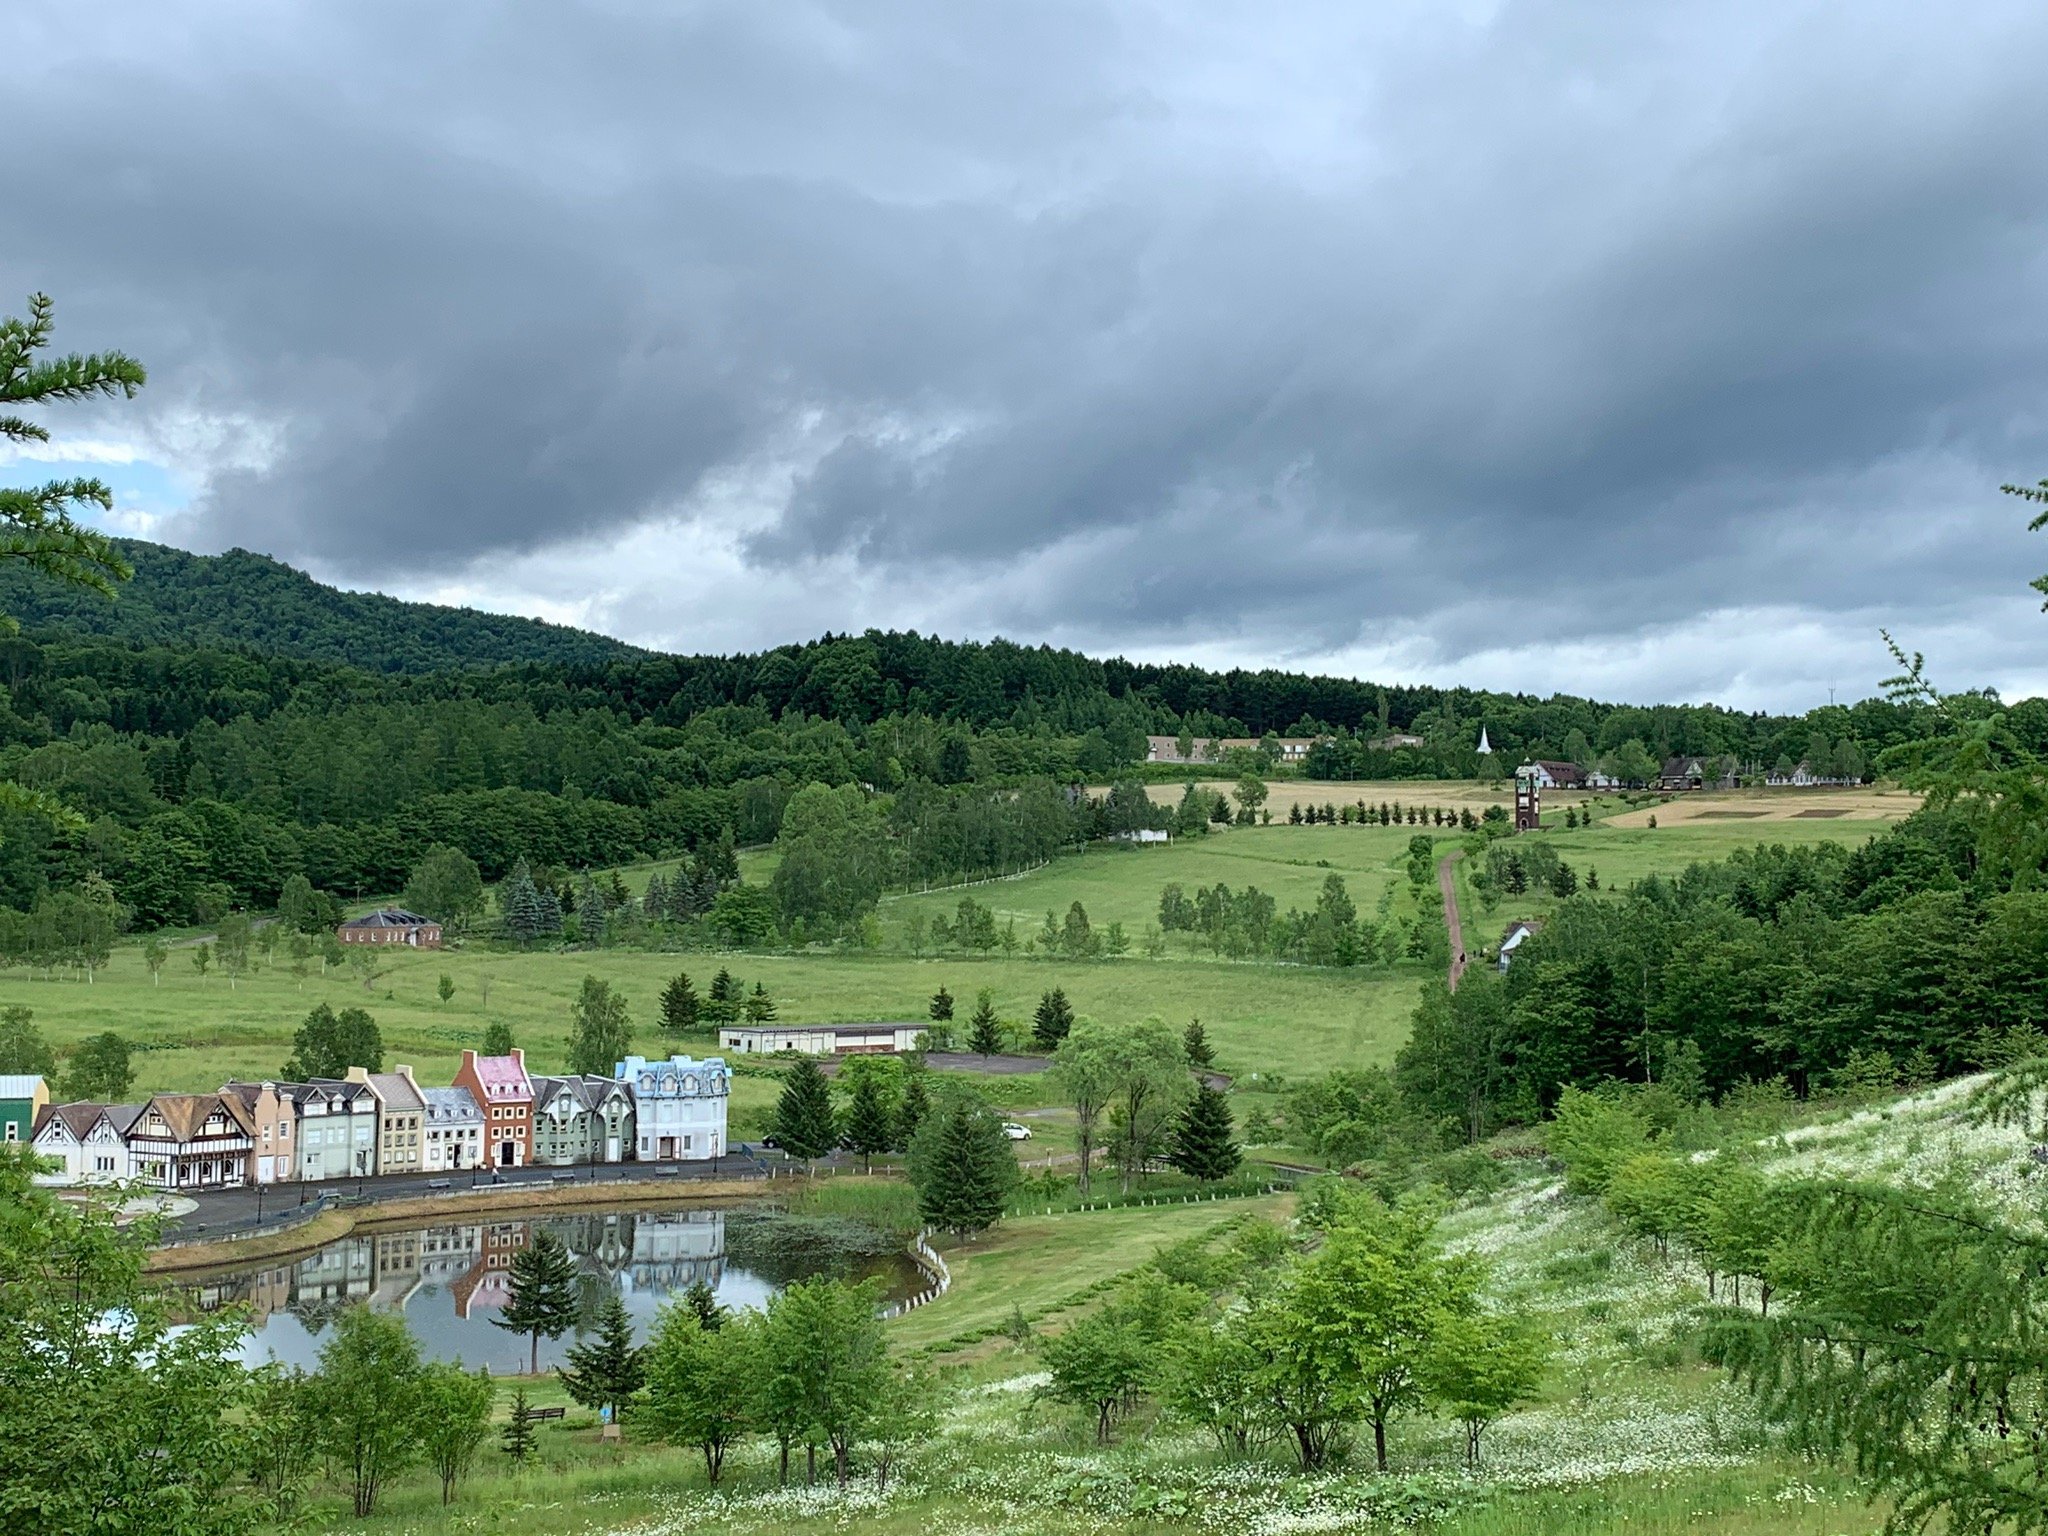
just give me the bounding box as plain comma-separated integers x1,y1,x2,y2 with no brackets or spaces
0,539,642,673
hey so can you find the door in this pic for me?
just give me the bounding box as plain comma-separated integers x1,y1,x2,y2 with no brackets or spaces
606,1136,619,1162
498,1141,513,1167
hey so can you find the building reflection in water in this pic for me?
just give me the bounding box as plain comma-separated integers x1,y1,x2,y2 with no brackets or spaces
192,1208,746,1374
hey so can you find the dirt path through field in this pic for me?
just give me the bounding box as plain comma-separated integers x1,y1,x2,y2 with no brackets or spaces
1439,851,1468,991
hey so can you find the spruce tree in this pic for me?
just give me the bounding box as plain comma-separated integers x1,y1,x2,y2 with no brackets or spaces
558,1293,645,1421
493,1229,581,1373
660,971,699,1033
967,988,1003,1057
500,1386,538,1465
894,1071,931,1151
642,871,669,922
743,982,778,1023
1031,987,1074,1050
682,1277,725,1331
1183,1018,1215,1069
772,1056,839,1162
705,968,740,1025
911,1093,1015,1235
928,985,954,1022
1169,1084,1242,1182
842,1072,895,1171
500,860,545,945
535,888,563,936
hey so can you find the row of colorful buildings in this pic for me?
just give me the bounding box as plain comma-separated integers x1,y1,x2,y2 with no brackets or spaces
20,1048,731,1192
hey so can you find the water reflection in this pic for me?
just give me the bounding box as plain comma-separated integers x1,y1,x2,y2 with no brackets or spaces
182,1206,908,1374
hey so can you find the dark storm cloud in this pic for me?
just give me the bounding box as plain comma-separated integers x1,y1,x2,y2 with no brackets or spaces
5,0,2048,698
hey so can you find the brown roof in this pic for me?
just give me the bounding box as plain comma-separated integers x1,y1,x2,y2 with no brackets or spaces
34,1101,105,1140
139,1092,254,1142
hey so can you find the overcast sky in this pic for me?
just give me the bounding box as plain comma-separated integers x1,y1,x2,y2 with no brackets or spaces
5,1,2046,710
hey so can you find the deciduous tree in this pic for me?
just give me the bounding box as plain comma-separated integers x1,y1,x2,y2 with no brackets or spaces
566,975,631,1077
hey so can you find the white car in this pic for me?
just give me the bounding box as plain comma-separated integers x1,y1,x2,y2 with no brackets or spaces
1002,1122,1033,1141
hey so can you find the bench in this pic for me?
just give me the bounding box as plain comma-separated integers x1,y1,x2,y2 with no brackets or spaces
654,1166,681,1177
528,1406,566,1422
551,1171,576,1182
425,1178,451,1189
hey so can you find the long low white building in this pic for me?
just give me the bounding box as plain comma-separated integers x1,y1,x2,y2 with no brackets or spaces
718,1022,928,1056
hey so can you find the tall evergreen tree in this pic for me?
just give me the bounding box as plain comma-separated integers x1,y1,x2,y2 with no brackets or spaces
499,860,546,945
559,1293,645,1423
704,968,741,1026
494,1229,580,1373
842,1073,894,1172
660,971,700,1033
894,1071,931,1151
909,1091,1016,1235
1031,987,1074,1050
772,1056,839,1163
682,1278,725,1332
642,871,670,922
967,988,1003,1057
0,296,143,821
928,985,954,1022
743,982,778,1023
1183,1018,1215,1069
1169,1084,1242,1182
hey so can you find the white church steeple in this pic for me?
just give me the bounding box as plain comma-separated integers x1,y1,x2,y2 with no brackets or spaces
1476,726,1492,755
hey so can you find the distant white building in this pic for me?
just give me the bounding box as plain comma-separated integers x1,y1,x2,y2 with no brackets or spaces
616,1054,730,1162
1497,920,1543,971
718,1023,928,1057
1476,726,1493,755
1114,828,1171,844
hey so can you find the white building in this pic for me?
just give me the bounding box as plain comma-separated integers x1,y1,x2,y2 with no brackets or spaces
30,1102,141,1185
617,1053,730,1161
718,1022,927,1056
1497,920,1543,971
421,1086,484,1172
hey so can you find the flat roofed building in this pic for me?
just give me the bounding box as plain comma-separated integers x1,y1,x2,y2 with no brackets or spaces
718,1022,927,1056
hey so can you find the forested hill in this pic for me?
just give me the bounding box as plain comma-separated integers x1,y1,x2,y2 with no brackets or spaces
0,539,643,674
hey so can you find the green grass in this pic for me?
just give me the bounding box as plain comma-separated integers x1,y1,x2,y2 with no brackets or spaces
13,939,1423,1102
890,1195,1292,1353
1457,816,1899,948
880,822,1426,947
12,813,1915,1112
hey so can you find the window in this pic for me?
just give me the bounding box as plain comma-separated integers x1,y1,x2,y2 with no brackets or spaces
3,1124,15,1143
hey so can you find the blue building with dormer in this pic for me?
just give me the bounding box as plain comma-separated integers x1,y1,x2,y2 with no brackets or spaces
616,1053,730,1161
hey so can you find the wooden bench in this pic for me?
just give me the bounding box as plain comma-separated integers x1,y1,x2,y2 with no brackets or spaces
528,1406,566,1422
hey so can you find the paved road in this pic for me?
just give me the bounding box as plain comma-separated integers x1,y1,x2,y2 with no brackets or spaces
163,1145,797,1237
1439,851,1469,991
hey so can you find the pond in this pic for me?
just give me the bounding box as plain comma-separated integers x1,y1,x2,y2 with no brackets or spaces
176,1203,921,1373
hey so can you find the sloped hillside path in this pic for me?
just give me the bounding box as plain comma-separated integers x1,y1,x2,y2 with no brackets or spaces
1439,851,1468,990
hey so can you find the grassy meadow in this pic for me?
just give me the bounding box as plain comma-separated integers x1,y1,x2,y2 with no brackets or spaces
3,786,1917,1118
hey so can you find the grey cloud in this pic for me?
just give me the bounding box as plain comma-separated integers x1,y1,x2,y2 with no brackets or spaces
4,0,2047,703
